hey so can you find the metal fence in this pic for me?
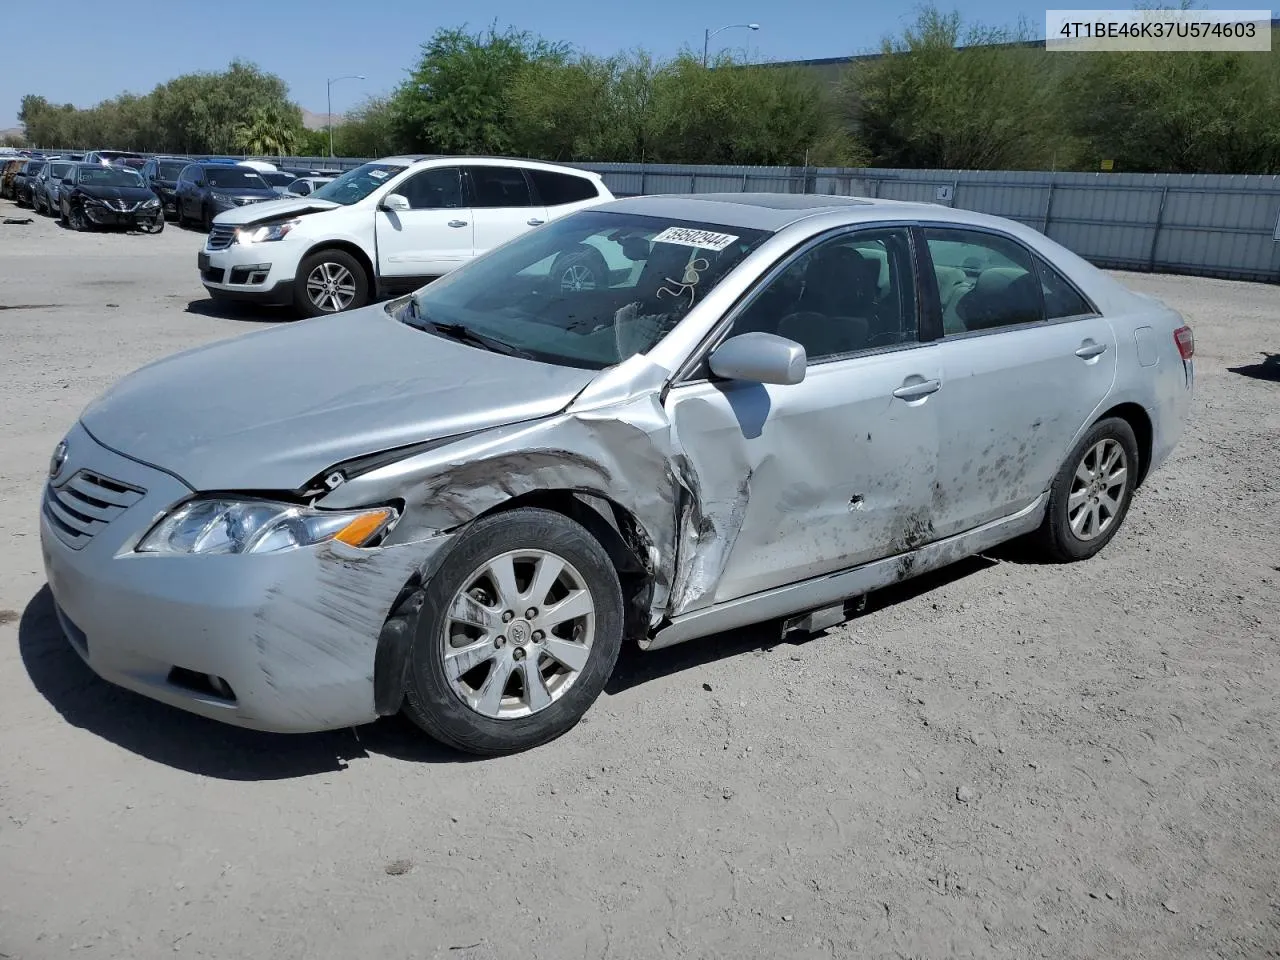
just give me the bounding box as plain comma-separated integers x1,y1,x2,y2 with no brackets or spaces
31,151,1280,282
578,163,1280,284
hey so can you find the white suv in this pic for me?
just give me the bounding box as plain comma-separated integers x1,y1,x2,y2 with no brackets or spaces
198,155,614,317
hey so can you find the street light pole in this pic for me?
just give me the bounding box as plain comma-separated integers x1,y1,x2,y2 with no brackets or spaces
702,22,760,67
326,74,366,158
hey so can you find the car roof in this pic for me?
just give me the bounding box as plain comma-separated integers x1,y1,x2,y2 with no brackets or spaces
376,155,606,179
598,192,1041,234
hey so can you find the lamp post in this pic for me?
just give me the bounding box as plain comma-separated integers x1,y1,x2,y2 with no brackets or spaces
702,23,760,67
326,74,365,158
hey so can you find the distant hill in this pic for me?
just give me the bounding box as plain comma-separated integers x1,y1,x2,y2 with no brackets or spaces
301,108,342,131
0,127,25,144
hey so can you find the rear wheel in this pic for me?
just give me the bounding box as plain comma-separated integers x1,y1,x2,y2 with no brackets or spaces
1029,416,1139,562
294,249,368,317
402,507,624,756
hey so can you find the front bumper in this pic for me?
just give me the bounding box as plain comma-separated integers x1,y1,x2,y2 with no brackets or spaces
39,422,448,734
83,202,163,228
200,238,299,305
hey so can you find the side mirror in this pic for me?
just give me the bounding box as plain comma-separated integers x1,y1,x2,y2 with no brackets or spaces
381,193,410,212
708,332,807,385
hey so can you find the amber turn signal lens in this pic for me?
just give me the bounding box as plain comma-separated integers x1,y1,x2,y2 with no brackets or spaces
333,508,395,547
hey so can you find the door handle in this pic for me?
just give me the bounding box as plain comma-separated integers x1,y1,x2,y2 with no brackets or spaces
1075,341,1107,359
892,378,941,401
448,219,468,228
527,218,545,226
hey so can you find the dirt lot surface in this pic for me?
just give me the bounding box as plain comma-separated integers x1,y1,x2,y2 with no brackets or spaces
0,199,1277,959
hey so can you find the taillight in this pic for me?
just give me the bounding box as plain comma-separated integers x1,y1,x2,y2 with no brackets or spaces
1174,325,1194,360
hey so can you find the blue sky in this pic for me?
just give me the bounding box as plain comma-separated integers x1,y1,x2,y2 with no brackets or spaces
0,0,1251,129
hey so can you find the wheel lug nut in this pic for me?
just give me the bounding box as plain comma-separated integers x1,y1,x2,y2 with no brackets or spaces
525,608,538,619
495,636,506,648
532,630,544,643
501,611,514,623
513,648,526,661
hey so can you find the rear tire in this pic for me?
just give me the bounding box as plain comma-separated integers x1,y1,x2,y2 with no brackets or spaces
293,249,369,317
402,507,624,756
1029,416,1139,562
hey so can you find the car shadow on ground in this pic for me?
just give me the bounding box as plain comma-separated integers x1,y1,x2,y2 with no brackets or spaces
18,586,479,779
605,555,997,694
184,297,291,323
1229,353,1280,382
20,556,999,777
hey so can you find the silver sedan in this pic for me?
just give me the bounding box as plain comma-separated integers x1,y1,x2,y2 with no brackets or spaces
40,194,1194,754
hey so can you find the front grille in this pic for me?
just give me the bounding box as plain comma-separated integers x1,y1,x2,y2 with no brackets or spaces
44,469,146,550
207,224,235,250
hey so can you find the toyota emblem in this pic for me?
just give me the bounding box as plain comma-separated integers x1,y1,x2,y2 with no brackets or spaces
49,440,67,480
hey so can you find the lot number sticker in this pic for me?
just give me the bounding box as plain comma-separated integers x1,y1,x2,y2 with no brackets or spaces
652,227,740,251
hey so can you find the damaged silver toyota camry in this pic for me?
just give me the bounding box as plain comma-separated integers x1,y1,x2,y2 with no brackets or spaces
40,194,1195,755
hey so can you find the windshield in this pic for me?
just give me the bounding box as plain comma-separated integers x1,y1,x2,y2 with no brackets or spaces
79,166,144,187
406,210,770,369
99,151,142,161
49,162,72,178
260,171,294,186
205,168,268,189
24,161,45,174
310,162,409,205
157,161,186,179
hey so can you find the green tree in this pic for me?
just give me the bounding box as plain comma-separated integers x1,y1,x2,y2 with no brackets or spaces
333,96,404,158
391,24,570,154
845,5,1066,169
234,104,303,156
1062,45,1280,173
647,54,856,165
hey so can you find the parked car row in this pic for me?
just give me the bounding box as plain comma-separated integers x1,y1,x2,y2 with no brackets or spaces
3,150,346,234
199,154,617,317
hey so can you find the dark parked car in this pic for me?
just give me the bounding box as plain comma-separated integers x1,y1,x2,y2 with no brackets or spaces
0,158,24,199
13,159,48,207
59,163,164,233
174,162,277,229
140,156,191,219
83,150,146,167
32,160,76,215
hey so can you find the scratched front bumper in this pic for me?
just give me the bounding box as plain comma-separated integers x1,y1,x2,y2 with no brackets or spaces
39,422,447,734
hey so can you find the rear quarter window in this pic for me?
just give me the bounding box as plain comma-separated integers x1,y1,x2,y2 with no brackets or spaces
529,169,599,206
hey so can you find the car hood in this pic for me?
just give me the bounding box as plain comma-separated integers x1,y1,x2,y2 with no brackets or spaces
213,195,339,225
210,187,278,200
79,304,600,492
77,185,155,203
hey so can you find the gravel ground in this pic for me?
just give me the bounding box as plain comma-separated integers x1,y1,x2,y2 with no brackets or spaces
1,200,1277,960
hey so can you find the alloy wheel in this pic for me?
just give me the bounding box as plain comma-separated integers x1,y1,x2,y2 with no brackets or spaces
1067,438,1128,541
441,549,596,720
305,261,357,313
559,263,598,293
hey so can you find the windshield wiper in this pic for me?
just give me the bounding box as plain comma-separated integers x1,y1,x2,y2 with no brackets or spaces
401,298,533,359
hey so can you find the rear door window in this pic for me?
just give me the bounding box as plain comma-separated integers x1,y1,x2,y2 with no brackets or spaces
468,166,534,208
922,228,1045,334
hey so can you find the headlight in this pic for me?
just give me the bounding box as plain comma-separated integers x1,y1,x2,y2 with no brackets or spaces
235,218,299,244
143,197,160,208
211,191,234,204
136,497,398,556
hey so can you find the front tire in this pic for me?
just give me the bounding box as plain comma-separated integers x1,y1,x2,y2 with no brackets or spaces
402,507,624,756
1030,416,1139,562
550,245,611,294
294,249,369,317
68,203,88,232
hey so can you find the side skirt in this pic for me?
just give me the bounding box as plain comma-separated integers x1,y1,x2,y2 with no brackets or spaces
642,494,1048,652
